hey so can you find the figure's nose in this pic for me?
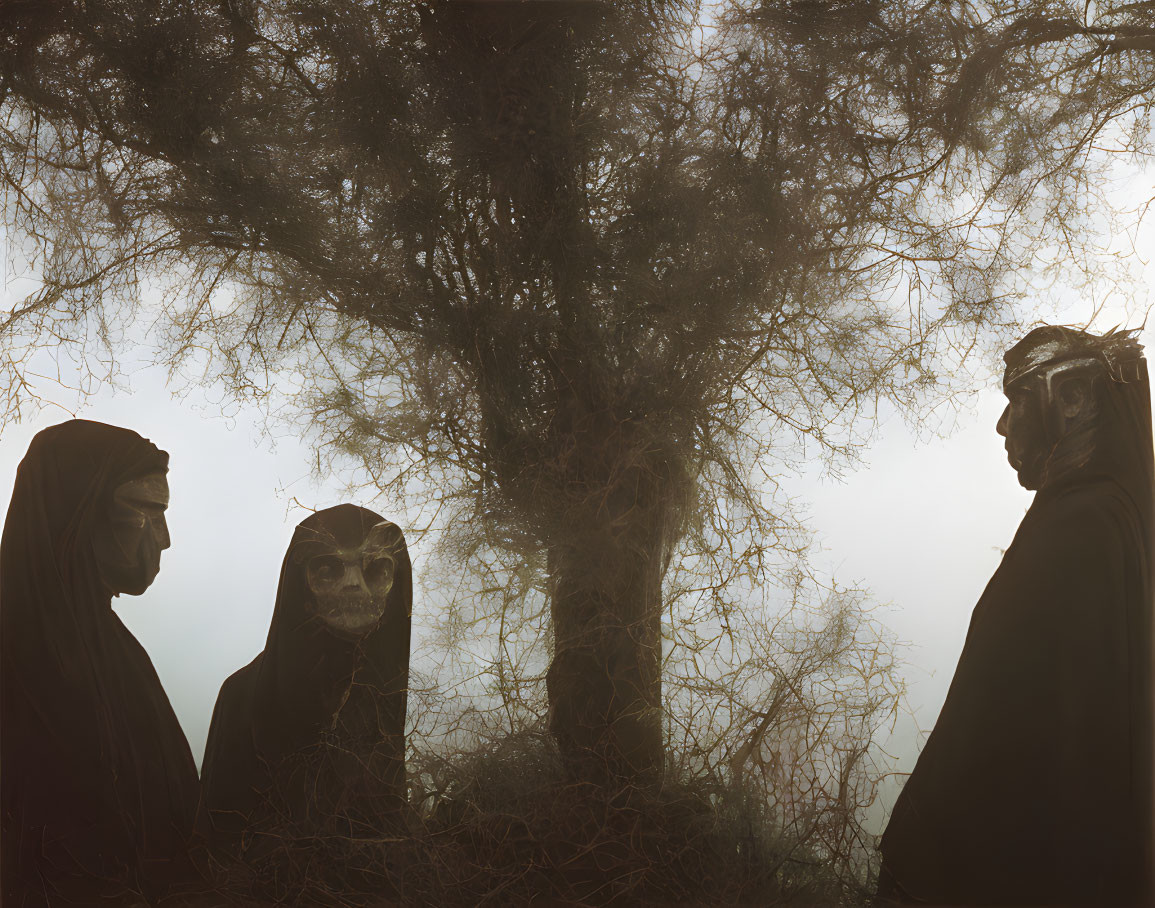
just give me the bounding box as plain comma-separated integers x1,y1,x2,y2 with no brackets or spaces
996,405,1009,438
155,515,172,551
340,564,370,594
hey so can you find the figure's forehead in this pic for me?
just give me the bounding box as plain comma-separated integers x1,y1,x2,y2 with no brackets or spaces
295,512,402,558
114,472,169,506
326,525,399,557
301,504,378,538
1003,338,1068,390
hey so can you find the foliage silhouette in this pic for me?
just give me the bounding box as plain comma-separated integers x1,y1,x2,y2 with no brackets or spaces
6,0,1155,898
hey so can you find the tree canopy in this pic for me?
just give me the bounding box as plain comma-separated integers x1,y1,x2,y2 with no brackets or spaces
3,0,1155,860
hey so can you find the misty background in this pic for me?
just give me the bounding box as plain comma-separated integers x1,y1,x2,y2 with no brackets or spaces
2,160,1153,833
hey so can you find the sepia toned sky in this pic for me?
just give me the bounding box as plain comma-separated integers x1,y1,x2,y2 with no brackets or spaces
3,168,1154,832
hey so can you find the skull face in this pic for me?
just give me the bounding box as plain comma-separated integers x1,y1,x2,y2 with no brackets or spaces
303,521,399,637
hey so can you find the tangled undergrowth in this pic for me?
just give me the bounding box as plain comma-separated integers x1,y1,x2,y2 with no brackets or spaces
174,732,875,908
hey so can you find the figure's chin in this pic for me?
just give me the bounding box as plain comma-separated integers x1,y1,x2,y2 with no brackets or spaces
322,619,383,640
1007,452,1042,490
319,605,386,638
1014,466,1042,491
100,565,160,597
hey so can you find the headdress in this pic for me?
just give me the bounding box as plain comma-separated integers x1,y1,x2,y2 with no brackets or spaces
1004,325,1146,391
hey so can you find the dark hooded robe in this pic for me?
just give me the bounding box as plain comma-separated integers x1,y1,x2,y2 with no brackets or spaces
200,504,412,859
1,420,201,906
879,336,1155,906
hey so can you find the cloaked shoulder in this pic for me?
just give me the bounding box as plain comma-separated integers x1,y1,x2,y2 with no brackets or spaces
203,656,262,768
201,654,264,827
1000,477,1138,611
881,473,1148,905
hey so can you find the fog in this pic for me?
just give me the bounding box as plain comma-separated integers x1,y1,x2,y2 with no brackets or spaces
1,176,1153,832
0,339,1072,788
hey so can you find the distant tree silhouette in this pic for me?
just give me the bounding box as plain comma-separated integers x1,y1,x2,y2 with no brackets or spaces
1,0,1147,788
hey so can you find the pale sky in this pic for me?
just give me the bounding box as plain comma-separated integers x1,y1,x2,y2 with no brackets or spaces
2,164,1154,836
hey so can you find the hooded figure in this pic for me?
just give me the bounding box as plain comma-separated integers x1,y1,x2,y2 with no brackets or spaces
200,504,412,858
879,326,1155,906
1,420,201,906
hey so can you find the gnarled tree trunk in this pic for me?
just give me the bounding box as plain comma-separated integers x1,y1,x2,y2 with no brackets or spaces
545,463,679,786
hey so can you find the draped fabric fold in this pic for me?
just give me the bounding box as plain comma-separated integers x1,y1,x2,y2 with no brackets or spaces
1,419,201,906
880,358,1155,906
200,503,411,853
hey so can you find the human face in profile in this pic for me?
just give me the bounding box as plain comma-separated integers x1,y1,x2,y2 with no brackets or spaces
93,472,171,596
996,379,1048,490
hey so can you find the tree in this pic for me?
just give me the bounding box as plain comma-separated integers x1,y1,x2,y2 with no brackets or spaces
1,0,1145,787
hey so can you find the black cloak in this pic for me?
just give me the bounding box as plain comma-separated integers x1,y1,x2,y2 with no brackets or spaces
200,504,412,852
1,420,201,906
879,362,1155,905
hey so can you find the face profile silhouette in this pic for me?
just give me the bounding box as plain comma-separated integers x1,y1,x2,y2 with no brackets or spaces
91,471,172,596
996,377,1049,488
996,328,1116,490
879,327,1155,906
0,420,200,905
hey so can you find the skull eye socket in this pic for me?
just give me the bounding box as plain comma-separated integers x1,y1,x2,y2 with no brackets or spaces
308,554,345,588
363,556,395,594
